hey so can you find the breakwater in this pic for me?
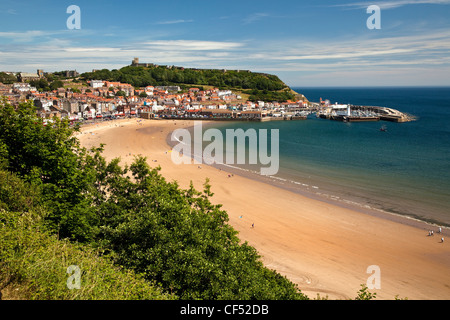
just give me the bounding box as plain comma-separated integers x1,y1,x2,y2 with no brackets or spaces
315,104,416,123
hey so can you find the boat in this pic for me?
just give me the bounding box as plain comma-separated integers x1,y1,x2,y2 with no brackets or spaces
380,125,387,132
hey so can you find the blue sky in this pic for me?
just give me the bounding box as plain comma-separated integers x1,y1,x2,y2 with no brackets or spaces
1,0,450,86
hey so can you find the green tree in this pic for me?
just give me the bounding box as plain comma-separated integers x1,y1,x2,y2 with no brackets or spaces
50,80,64,91
0,170,41,213
80,65,290,94
30,78,50,91
0,72,17,84
0,98,98,241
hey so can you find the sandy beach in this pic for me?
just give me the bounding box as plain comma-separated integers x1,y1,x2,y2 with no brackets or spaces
77,118,450,300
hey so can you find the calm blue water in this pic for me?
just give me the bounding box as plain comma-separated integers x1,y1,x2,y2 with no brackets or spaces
208,87,450,226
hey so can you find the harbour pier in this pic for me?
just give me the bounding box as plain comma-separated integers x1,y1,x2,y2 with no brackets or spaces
139,103,414,124
316,103,415,123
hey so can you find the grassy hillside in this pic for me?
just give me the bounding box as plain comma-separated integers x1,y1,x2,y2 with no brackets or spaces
0,170,175,300
0,210,175,300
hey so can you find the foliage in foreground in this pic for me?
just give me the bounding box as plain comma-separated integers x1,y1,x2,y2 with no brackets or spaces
354,285,377,300
0,207,174,300
0,98,307,300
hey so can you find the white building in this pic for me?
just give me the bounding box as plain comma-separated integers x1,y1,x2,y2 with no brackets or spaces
145,86,154,96
331,104,350,116
13,82,37,92
218,90,232,97
90,80,104,89
151,101,164,112
34,99,53,110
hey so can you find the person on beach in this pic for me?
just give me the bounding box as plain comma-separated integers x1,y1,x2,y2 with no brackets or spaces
251,223,254,228
441,237,444,243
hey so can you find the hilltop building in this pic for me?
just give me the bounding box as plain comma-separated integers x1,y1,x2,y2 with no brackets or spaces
131,58,156,68
18,70,42,82
64,70,79,78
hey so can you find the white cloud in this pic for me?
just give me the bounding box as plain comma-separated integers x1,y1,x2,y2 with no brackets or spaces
276,48,415,60
0,39,244,73
0,29,92,43
335,0,450,10
155,19,194,25
1,26,450,86
282,66,450,87
143,40,244,51
243,13,269,24
247,29,450,63
0,30,53,38
64,47,119,53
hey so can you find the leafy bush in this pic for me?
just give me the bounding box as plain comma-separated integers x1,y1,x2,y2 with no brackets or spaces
0,170,41,213
354,284,377,300
0,72,17,84
0,209,174,300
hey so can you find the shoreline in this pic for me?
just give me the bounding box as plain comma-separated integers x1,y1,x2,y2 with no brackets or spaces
77,118,450,300
165,120,449,233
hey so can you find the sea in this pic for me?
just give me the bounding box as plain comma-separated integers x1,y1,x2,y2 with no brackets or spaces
194,87,450,227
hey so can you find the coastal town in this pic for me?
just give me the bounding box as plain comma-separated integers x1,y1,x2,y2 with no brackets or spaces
0,60,415,124
0,67,312,124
